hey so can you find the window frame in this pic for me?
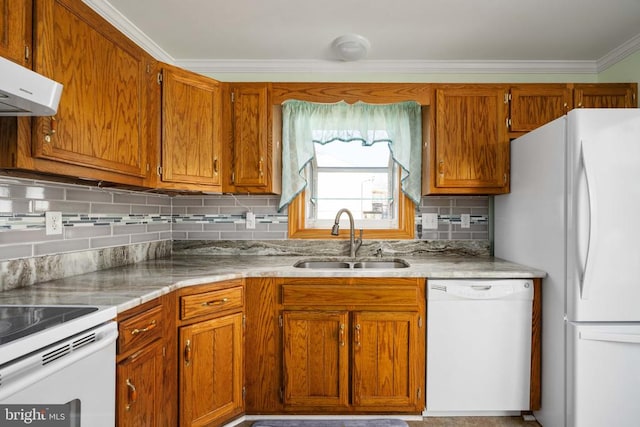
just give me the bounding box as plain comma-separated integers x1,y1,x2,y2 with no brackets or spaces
287,187,415,239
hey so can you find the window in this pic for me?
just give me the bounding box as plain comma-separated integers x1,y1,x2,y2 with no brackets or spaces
307,139,399,229
280,100,422,239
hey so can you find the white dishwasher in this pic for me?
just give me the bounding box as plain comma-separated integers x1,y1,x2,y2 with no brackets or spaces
425,279,533,414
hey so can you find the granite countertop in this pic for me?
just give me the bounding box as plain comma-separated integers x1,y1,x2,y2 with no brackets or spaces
0,253,546,313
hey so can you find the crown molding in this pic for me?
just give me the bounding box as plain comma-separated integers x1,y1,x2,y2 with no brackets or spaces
87,0,635,76
597,33,640,72
176,58,598,75
82,0,175,63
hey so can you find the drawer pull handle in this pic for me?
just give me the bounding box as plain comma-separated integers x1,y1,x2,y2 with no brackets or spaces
126,378,137,411
354,324,361,346
339,323,345,347
184,339,192,366
202,297,229,306
130,320,157,335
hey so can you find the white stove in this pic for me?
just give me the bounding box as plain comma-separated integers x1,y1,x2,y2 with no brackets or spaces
0,305,118,426
0,305,117,365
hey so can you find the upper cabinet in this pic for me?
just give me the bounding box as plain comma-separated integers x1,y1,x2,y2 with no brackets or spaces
25,0,153,186
223,83,282,194
508,84,572,134
572,83,637,108
0,0,31,65
149,63,222,192
425,85,510,195
0,0,152,186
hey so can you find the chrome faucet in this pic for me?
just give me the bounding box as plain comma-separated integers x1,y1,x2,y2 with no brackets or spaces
331,208,362,258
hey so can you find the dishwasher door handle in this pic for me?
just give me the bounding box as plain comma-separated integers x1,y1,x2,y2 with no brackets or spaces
429,280,533,301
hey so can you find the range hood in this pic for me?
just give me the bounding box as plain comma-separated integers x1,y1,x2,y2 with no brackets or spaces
0,56,63,116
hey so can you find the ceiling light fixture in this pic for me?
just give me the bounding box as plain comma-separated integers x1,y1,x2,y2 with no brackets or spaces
331,34,371,62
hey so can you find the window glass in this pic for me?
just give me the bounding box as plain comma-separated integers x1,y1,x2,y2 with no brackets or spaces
305,140,399,229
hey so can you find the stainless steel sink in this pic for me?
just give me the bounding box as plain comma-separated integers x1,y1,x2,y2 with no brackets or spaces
293,258,409,269
293,260,352,269
353,260,409,269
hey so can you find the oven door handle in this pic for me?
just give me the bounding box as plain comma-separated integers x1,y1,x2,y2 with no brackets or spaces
0,322,118,400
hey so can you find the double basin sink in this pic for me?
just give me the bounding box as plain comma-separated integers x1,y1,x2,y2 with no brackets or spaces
293,258,409,269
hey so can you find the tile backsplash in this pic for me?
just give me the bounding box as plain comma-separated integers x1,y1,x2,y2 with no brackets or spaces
0,176,489,262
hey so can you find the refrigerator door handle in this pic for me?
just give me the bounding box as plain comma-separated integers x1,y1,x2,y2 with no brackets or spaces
577,140,596,300
580,331,640,345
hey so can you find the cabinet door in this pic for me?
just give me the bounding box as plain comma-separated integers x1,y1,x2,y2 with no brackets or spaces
282,311,349,408
352,311,422,410
433,87,509,193
161,64,222,189
117,339,164,427
573,83,637,108
0,0,31,65
31,0,149,181
230,83,270,189
180,312,244,427
509,85,572,132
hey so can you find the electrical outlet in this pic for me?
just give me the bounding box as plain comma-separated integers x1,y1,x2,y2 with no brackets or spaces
245,211,256,229
461,214,471,229
45,211,63,235
422,213,438,230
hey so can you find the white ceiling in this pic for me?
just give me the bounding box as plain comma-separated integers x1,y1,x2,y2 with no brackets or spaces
85,0,640,74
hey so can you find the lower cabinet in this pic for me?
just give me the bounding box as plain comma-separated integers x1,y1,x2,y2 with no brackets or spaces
116,299,166,427
282,311,349,408
117,340,164,426
282,309,421,411
279,277,425,413
177,280,245,427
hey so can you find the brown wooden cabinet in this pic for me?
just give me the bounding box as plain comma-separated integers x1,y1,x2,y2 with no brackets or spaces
223,83,281,194
0,0,154,186
425,85,510,195
116,300,166,427
279,277,425,413
282,310,349,408
149,63,223,192
508,84,572,134
176,280,244,427
572,83,637,108
0,0,31,65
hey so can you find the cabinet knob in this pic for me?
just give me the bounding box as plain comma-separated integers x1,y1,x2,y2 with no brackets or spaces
44,116,57,142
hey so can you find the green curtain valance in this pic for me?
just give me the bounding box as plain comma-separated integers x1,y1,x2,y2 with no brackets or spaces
278,99,422,211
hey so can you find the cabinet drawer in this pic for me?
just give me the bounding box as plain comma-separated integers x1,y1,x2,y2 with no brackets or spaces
180,286,244,320
118,305,163,354
282,285,420,308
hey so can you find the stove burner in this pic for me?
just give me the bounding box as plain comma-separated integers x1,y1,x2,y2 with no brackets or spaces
0,306,99,346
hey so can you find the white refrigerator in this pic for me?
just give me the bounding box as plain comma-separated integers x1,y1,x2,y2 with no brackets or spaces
494,108,640,427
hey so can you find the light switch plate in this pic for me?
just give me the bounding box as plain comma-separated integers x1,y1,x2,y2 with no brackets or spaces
45,211,63,235
245,211,256,229
461,214,471,229
422,213,438,230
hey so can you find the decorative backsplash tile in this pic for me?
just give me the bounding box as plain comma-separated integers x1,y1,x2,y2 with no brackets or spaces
0,176,490,262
